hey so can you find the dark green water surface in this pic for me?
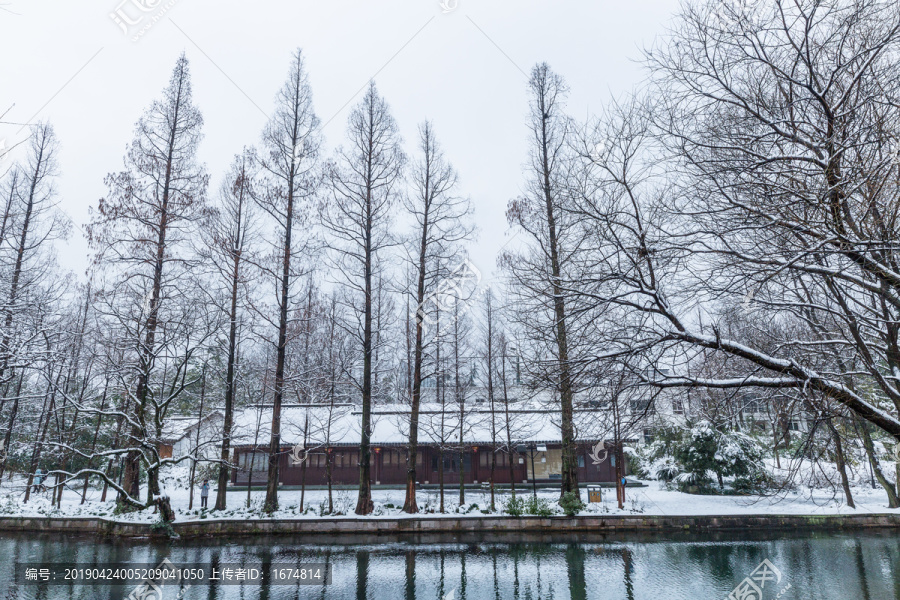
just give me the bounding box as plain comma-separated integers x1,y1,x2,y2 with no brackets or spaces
0,528,897,599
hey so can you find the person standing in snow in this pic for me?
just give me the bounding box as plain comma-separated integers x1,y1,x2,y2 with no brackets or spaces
33,468,45,493
200,479,209,509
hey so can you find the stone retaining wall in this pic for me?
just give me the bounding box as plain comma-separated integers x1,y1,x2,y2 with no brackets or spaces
0,513,896,538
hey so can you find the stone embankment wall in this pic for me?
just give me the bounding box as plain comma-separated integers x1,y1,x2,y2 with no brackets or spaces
0,513,896,538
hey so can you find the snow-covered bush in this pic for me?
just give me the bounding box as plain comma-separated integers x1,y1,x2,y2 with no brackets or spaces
559,491,584,516
524,496,554,517
503,495,524,517
631,426,685,483
638,421,769,493
654,456,683,483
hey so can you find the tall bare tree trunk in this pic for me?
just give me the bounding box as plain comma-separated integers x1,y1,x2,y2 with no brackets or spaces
403,237,427,514
532,66,578,500
261,50,320,514
486,292,497,511
81,379,109,504
25,369,59,504
402,122,471,512
0,370,24,483
502,346,516,497
455,303,466,507
300,413,309,512
857,417,899,508
214,158,250,511
188,365,206,510
323,82,404,515
826,418,855,509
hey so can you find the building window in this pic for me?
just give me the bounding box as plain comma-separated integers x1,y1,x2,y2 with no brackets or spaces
577,455,585,468
788,421,802,432
443,455,457,473
643,429,654,444
241,451,267,471
631,399,654,414
672,399,684,414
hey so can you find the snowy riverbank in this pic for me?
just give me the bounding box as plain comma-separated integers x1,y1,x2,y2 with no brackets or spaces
0,465,896,526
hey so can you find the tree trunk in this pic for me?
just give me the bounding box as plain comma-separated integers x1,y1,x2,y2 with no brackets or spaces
0,370,24,483
533,68,578,500
857,418,899,508
80,381,108,504
155,495,176,526
215,239,243,511
188,365,206,510
486,296,497,511
264,189,293,513
403,239,428,513
326,449,334,514
24,369,60,503
439,447,445,513
502,354,516,497
300,413,309,512
826,418,855,509
122,92,179,507
356,196,374,516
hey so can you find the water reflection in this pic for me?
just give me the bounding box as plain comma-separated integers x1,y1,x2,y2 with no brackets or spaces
0,529,897,599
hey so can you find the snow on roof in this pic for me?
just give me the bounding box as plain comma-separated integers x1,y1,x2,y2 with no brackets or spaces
159,411,224,443
229,403,611,448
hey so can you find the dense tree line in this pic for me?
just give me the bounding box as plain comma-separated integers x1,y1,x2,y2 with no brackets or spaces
1,0,899,520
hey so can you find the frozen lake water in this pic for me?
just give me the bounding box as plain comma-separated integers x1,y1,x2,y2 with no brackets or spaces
1,529,898,599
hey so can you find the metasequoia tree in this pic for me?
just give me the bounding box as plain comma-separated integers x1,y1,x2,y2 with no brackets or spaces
402,122,473,513
503,64,582,499
0,124,67,387
322,81,405,515
201,149,258,511
450,295,474,506
86,53,209,513
253,49,321,513
480,288,499,510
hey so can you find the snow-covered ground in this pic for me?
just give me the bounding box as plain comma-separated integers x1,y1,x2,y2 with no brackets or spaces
0,464,896,524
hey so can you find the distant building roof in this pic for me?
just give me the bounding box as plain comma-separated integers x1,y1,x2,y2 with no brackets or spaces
229,402,615,448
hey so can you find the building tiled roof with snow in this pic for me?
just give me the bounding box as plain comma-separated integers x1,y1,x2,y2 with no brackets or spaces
228,402,613,448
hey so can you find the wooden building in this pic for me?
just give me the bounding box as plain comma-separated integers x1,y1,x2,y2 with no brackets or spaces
228,404,627,487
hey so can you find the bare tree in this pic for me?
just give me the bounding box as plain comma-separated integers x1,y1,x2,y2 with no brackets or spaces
554,0,900,507
322,81,405,515
503,63,583,500
561,0,900,444
253,49,321,513
201,149,258,511
497,330,518,497
451,295,474,506
402,121,473,513
481,288,499,510
0,123,67,386
86,53,209,516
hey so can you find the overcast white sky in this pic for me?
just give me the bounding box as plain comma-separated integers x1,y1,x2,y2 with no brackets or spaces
0,0,680,283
